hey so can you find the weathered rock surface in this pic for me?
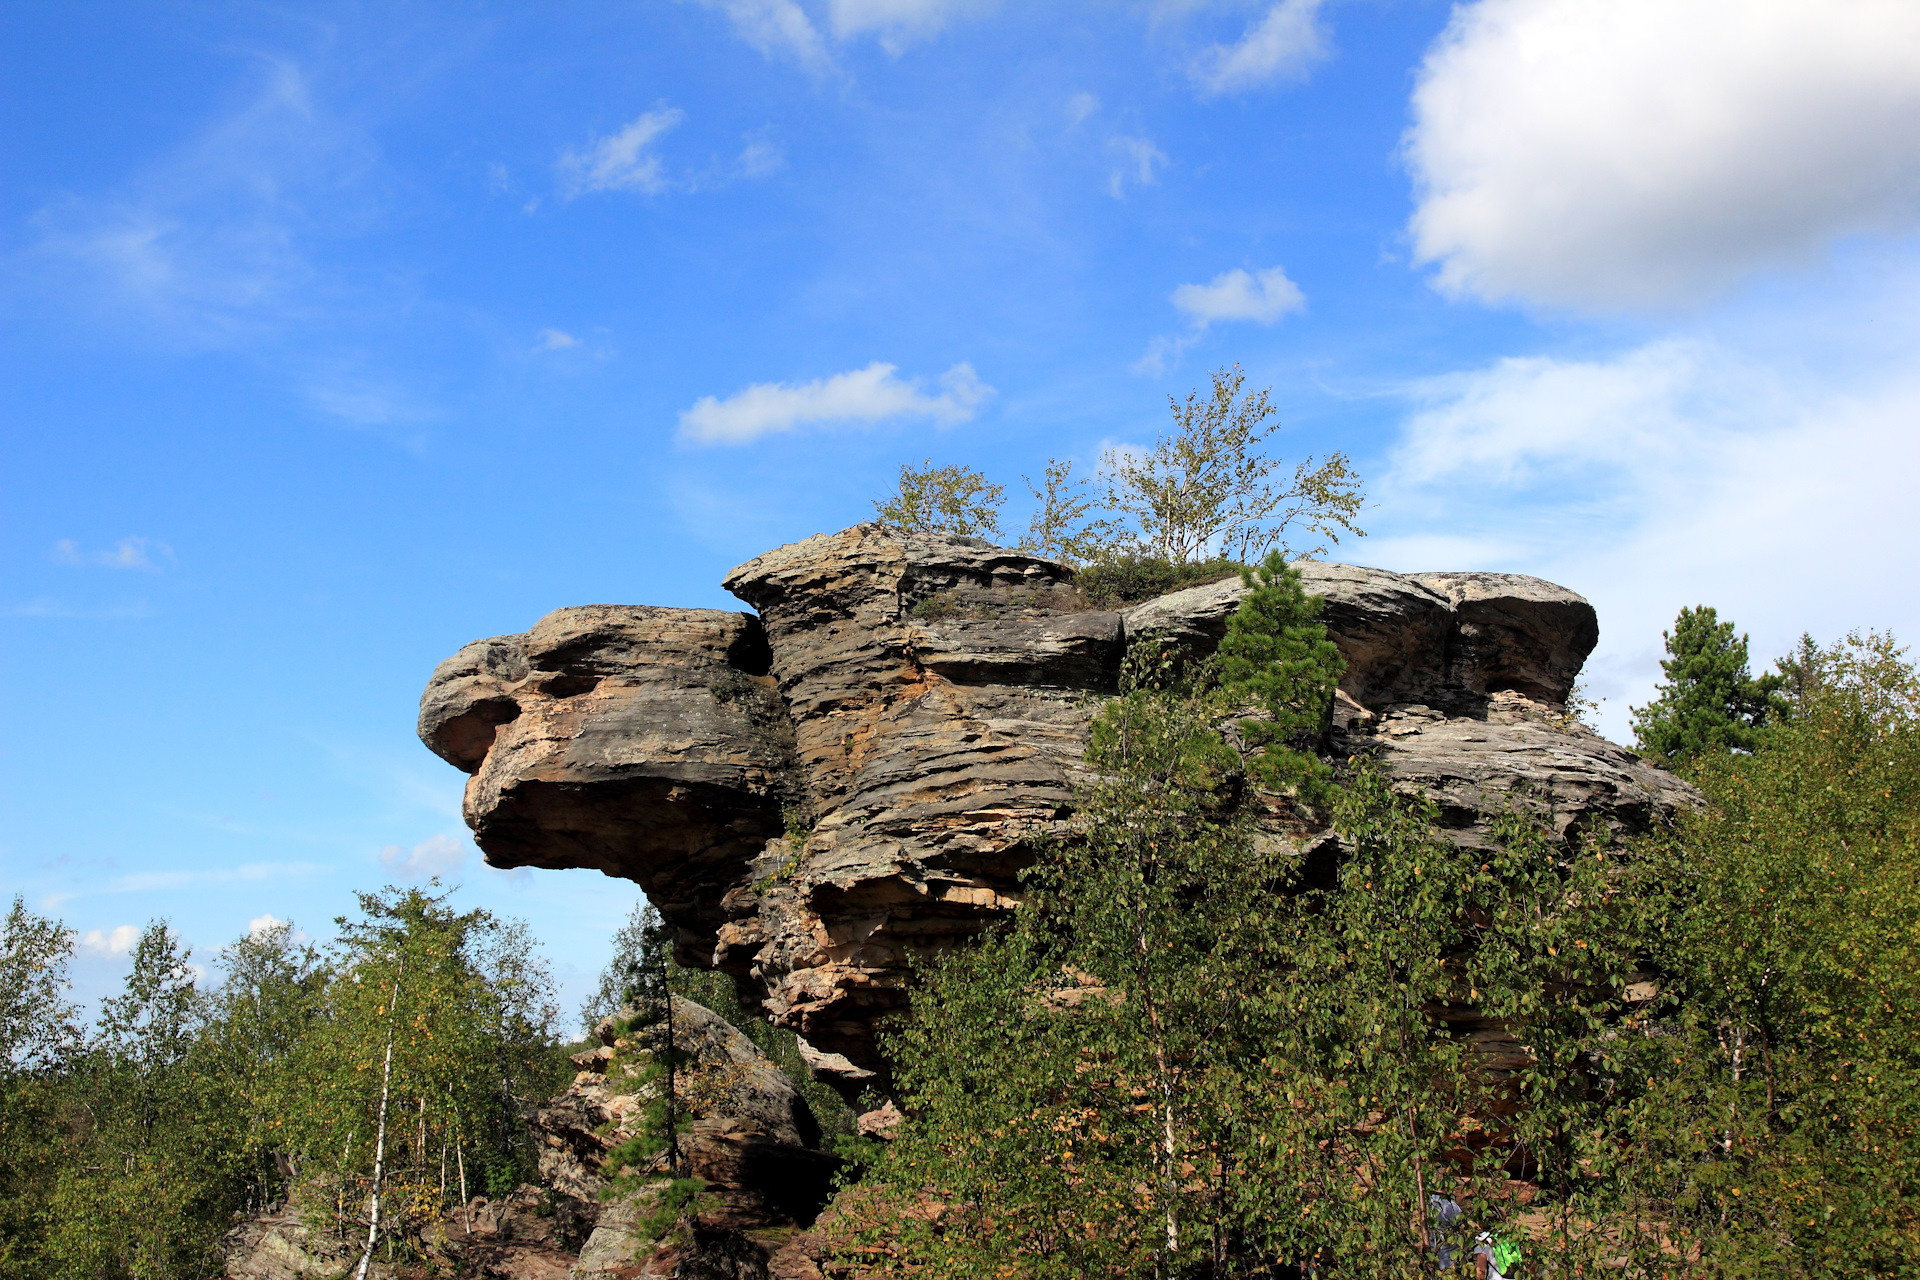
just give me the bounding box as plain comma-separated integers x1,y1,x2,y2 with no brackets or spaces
420,606,800,962
422,523,1694,1097
220,1186,583,1280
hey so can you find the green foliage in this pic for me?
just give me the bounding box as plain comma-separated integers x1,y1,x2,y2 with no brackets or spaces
1631,604,1785,763
1018,457,1123,567
586,900,856,1142
278,884,563,1253
1613,629,1920,1274
875,459,1006,538
44,923,242,1279
629,1176,711,1242
0,899,76,1278
1214,551,1345,803
892,369,1366,571
1073,553,1246,606
1101,363,1365,565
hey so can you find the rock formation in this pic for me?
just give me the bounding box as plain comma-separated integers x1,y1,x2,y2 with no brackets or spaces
421,523,1694,1100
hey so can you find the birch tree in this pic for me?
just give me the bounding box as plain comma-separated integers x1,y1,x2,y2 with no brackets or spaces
1101,364,1364,565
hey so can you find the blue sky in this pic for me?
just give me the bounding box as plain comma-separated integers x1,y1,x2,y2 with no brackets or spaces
6,0,1918,1023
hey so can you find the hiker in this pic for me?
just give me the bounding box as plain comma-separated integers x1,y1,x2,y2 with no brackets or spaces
1472,1229,1523,1279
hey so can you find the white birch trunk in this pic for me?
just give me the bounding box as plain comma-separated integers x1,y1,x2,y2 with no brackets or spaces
353,960,403,1280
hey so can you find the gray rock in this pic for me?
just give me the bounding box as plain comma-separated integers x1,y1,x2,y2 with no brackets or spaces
1412,571,1598,703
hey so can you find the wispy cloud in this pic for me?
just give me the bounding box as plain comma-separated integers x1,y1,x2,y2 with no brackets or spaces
5,598,153,621
52,536,174,571
1191,0,1331,95
825,0,992,52
694,0,833,70
379,833,470,879
20,58,376,350
693,0,990,67
1371,324,1920,743
1108,135,1168,198
103,862,330,894
534,328,578,351
558,108,686,197
679,361,992,444
737,133,786,178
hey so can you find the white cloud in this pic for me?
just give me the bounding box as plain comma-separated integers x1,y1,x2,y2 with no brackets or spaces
535,328,577,350
1108,135,1168,198
1405,0,1920,310
1171,266,1306,326
80,925,141,955
679,361,992,444
1065,92,1099,127
558,108,686,197
1137,265,1306,373
379,834,471,879
826,0,989,50
1372,332,1920,744
695,0,833,69
1191,0,1330,94
52,536,174,571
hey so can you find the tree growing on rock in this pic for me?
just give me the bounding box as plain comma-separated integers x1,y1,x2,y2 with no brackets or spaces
1101,364,1364,566
1630,605,1784,763
874,460,1005,539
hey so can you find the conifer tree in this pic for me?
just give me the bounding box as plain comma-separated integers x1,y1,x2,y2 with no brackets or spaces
1630,605,1784,763
1214,550,1345,802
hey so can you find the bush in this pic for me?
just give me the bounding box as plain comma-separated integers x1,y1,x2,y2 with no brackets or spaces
1074,554,1245,606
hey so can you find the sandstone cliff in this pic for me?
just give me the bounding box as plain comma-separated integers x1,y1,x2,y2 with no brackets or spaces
421,523,1693,1099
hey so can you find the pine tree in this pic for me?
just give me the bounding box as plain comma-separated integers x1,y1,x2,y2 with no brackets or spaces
1630,605,1784,763
1213,550,1345,803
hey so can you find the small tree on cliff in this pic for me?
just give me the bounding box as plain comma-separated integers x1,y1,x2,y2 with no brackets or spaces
875,460,1005,539
620,902,685,1174
1102,364,1365,565
1213,551,1345,804
1631,605,1784,763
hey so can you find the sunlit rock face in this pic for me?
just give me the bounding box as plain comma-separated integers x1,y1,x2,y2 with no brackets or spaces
421,523,1692,1098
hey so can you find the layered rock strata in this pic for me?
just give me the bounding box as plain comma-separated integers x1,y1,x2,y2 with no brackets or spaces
422,523,1692,1098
